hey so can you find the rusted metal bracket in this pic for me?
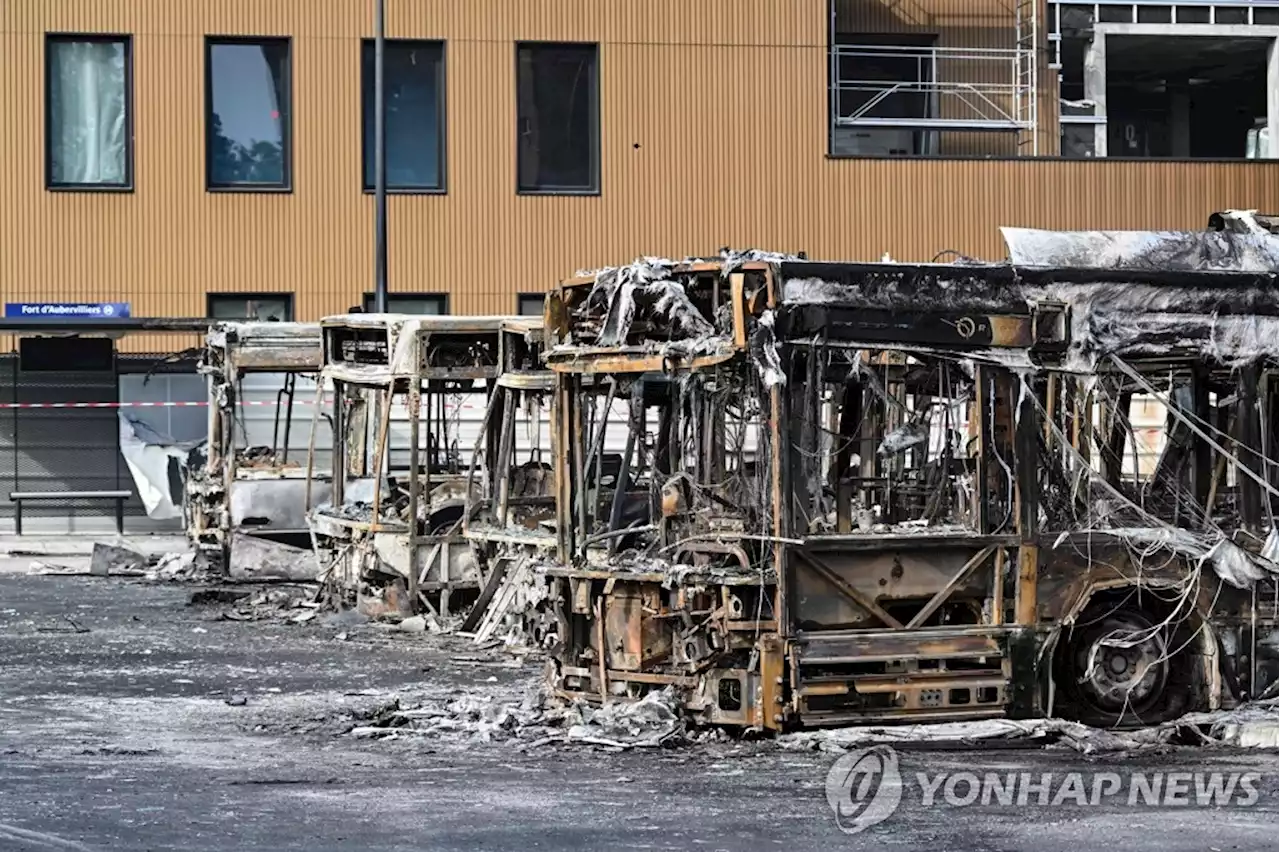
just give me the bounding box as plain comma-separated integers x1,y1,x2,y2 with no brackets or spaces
757,634,786,731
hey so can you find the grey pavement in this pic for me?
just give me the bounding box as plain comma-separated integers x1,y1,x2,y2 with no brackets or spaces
0,574,1275,852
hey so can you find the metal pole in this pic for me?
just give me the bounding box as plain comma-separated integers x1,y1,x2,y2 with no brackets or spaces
373,0,388,312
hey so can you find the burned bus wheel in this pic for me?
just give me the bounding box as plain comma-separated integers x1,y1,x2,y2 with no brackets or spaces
1074,609,1168,713
1055,598,1192,727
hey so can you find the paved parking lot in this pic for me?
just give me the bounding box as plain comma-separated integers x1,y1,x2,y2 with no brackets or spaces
0,574,1275,852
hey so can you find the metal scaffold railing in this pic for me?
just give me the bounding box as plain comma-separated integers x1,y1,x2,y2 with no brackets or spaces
1016,0,1039,152
829,0,1039,153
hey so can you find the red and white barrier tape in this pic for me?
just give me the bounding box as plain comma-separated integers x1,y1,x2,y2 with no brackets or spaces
0,400,286,409
0,399,484,410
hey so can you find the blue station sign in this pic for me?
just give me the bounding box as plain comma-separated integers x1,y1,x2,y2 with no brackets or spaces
4,303,131,319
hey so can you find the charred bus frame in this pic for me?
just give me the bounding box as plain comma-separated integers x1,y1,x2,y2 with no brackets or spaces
306,314,517,616
186,321,322,569
460,318,558,642
532,237,1278,731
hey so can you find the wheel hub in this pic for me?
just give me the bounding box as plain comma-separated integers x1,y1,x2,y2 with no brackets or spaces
1074,612,1169,712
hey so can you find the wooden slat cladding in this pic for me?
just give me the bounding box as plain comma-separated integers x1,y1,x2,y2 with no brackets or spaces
1,0,1275,347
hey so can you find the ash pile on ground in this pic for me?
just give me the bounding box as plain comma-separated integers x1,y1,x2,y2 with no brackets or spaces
21,561,1277,759
187,587,1278,756
145,550,211,581
189,585,324,624
338,682,719,752
189,585,473,638
326,676,1277,756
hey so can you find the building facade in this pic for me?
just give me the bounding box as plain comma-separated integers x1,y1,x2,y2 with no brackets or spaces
0,0,1275,534
1,0,1276,330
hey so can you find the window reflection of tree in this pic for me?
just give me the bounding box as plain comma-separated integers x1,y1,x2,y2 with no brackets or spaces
208,42,287,185
210,110,284,184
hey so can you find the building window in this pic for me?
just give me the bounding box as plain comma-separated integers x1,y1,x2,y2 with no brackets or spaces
517,294,544,316
207,294,294,322
361,40,446,192
206,38,291,189
46,35,132,189
1049,2,1276,160
361,293,447,314
829,2,1037,159
1107,46,1271,159
516,43,599,194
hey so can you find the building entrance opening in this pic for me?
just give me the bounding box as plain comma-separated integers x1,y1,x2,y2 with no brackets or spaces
1104,35,1270,158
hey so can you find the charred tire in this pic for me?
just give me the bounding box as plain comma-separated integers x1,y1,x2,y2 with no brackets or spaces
1053,593,1195,728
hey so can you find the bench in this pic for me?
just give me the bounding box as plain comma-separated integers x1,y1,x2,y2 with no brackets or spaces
9,490,132,535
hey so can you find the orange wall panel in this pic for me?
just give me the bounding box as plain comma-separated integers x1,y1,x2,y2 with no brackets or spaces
0,0,1274,352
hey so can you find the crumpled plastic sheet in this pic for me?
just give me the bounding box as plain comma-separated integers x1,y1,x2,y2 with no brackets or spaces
584,257,714,347
1174,700,1280,749
580,249,799,359
750,310,786,387
781,271,1025,313
1001,227,1278,274
721,248,805,273
1025,281,1278,372
877,421,929,457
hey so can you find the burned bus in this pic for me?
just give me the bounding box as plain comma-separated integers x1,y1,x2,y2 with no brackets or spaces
459,317,558,642
306,314,538,618
517,231,1277,730
185,320,323,574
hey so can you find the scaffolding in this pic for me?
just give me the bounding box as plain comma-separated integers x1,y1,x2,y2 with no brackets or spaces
829,0,1039,154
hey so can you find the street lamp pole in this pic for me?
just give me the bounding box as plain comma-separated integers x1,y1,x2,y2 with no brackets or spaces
373,0,388,312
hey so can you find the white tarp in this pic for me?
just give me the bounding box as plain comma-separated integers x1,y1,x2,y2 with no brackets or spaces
118,414,198,520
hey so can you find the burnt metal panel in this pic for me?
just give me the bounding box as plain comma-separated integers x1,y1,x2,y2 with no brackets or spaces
782,305,1032,349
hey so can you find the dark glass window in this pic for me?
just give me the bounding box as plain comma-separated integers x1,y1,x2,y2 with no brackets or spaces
362,40,445,191
207,293,294,322
517,294,544,316
361,293,447,314
46,35,132,188
516,43,599,193
206,38,291,189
